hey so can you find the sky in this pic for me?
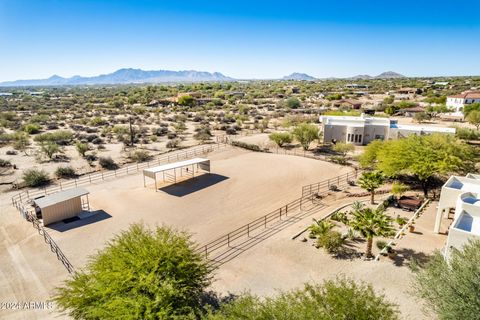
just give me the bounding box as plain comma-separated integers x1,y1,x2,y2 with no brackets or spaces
0,0,479,81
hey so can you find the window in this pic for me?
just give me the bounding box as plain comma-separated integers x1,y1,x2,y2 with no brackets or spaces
359,134,362,143
347,133,351,142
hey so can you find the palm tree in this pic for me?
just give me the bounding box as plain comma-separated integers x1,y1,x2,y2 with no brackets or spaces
349,206,394,258
358,171,385,204
309,219,334,238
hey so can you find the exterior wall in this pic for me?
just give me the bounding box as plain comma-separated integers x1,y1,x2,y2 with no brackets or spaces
42,197,83,225
446,97,465,112
363,125,388,144
446,228,480,254
322,124,348,143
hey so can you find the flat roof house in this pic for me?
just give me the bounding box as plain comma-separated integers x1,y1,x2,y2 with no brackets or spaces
434,174,480,257
320,114,455,145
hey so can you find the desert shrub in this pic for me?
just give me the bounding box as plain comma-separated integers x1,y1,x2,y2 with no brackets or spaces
0,158,11,167
55,166,77,179
316,230,345,254
225,127,237,135
53,224,211,319
24,123,41,134
6,150,17,155
456,127,480,141
75,141,89,157
98,156,118,170
329,155,348,165
206,277,399,319
376,240,387,250
129,150,152,163
230,141,263,152
167,132,177,139
155,127,169,136
269,132,293,147
34,130,73,145
331,211,349,224
329,184,339,191
166,139,180,149
39,141,61,160
22,168,50,187
309,219,334,238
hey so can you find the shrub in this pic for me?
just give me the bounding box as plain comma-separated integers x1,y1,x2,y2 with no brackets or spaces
456,127,480,141
331,211,349,224
376,240,387,250
55,166,77,179
22,168,50,187
207,277,399,319
230,140,263,152
129,150,152,163
0,158,11,167
99,156,118,170
166,139,180,149
34,130,73,145
75,141,89,157
53,224,211,319
316,230,345,254
269,132,293,147
24,123,41,134
39,141,61,160
225,127,237,135
309,219,334,238
329,184,339,191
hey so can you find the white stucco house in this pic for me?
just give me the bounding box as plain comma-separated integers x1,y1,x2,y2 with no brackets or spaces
319,114,455,145
446,91,480,114
435,174,480,257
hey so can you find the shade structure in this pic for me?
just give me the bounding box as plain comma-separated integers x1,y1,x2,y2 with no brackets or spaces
143,158,210,191
33,187,90,225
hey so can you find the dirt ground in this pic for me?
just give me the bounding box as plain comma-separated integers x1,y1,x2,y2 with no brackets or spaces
210,200,448,320
0,146,352,319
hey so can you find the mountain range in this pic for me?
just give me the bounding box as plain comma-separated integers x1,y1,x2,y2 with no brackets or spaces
0,69,406,86
349,71,405,80
0,68,234,86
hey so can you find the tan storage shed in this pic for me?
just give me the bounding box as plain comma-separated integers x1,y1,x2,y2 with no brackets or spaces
34,187,90,226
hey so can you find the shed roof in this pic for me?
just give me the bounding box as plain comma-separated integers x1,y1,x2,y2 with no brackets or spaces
143,158,209,175
34,187,89,209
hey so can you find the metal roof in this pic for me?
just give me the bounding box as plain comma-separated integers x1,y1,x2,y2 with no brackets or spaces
34,187,89,209
143,158,209,174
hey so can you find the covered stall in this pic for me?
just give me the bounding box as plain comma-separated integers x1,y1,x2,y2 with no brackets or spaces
33,187,90,225
143,158,210,191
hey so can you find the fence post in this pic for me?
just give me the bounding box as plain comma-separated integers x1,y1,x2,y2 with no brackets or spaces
247,224,250,237
227,234,230,247
265,215,267,228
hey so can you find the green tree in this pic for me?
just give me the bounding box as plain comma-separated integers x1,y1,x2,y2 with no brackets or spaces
269,132,293,147
414,240,480,320
463,102,480,116
178,95,195,107
292,123,319,150
391,182,409,199
360,134,475,197
284,97,301,109
40,141,61,160
357,171,385,204
75,141,89,158
12,132,31,155
413,112,431,123
466,110,480,130
349,204,394,258
206,277,399,320
54,224,211,319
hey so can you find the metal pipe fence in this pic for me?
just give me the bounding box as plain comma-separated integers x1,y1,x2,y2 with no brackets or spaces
11,143,228,207
198,171,356,262
301,171,357,197
10,143,228,274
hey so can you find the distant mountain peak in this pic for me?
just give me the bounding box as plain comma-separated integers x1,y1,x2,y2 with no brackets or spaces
375,71,405,79
0,68,234,87
282,72,316,81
